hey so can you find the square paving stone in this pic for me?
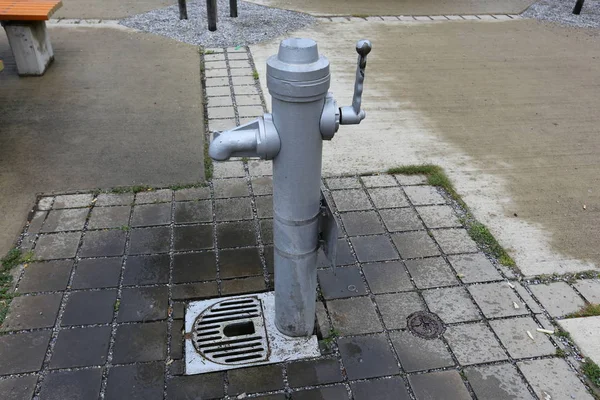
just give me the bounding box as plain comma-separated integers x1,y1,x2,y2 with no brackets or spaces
379,208,424,232
213,178,249,198
38,196,54,210
171,319,184,359
351,377,410,400
409,370,471,400
129,226,171,254
72,257,121,289
574,279,600,303
465,364,534,400
376,292,425,329
518,358,594,400
172,282,218,300
514,283,543,314
62,289,117,326
88,206,131,229
2,293,62,330
468,282,528,318
529,282,585,317
287,357,342,388
0,375,38,400
106,362,165,400
219,247,262,278
405,257,458,289
217,221,257,248
0,330,51,374
416,205,462,228
447,253,502,283
327,177,361,189
235,94,262,105
317,239,356,267
221,276,267,295
50,326,110,368
174,200,212,224
167,373,225,400
131,203,172,227
361,174,397,187
362,261,415,294
251,176,273,195
350,235,398,262
174,187,211,201
367,187,409,209
392,231,440,259
255,195,273,218
327,296,382,335
41,208,88,232
444,322,507,365
40,368,102,400
432,229,478,254
248,160,273,176
341,211,385,236
227,364,284,395
18,260,73,293
390,330,454,372
135,189,172,204
53,194,93,209
112,322,167,363
318,266,367,299
118,286,168,322
331,189,372,212
403,186,445,205
490,317,556,358
292,385,349,399
338,333,400,380
123,254,170,285
260,219,273,244
215,197,253,221
96,193,134,206
212,160,245,178
422,287,481,323
27,210,47,233
35,232,81,260
80,230,126,257
174,224,213,251
173,251,217,282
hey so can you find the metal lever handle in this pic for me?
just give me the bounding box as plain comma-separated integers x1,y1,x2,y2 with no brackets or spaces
340,39,372,125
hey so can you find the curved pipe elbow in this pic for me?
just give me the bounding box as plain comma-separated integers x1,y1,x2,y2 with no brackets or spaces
208,129,258,161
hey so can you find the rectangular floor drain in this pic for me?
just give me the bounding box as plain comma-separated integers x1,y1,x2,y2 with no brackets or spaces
185,292,320,374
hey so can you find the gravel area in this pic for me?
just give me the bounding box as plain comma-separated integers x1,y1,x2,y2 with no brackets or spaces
523,0,600,29
120,0,315,47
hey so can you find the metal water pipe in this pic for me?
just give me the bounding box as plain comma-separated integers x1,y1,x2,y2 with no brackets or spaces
209,38,371,337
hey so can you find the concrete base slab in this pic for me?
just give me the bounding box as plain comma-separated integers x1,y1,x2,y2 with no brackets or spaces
558,316,600,365
2,21,53,76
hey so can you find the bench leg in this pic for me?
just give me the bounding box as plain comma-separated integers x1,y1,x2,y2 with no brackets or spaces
2,21,54,76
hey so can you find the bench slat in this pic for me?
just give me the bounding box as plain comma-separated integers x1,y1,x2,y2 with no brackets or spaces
0,0,62,21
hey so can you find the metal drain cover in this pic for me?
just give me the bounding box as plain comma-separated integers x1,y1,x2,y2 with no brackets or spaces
407,311,445,339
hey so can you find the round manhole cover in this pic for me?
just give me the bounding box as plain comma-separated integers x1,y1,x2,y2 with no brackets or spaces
406,311,445,339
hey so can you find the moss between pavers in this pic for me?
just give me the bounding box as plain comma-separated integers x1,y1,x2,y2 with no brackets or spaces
565,303,600,319
0,249,34,326
385,164,516,269
108,182,206,194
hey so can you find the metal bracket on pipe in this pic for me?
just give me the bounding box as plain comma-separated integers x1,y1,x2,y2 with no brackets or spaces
318,190,338,268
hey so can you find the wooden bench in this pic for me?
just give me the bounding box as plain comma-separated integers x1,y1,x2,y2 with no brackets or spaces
0,0,62,75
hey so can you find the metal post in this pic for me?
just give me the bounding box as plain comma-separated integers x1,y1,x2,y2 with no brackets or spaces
207,0,217,31
230,0,238,18
573,0,585,14
178,0,188,19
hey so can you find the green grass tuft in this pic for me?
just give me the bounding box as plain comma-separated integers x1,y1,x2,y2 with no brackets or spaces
204,140,213,182
252,70,259,80
169,182,206,191
468,222,515,267
0,248,37,325
566,303,600,319
556,348,567,358
582,359,600,389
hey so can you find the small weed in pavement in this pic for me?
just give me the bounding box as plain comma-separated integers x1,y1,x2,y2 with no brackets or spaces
0,249,35,325
556,348,567,358
252,70,259,80
566,303,600,319
204,141,213,181
111,185,153,194
582,359,600,389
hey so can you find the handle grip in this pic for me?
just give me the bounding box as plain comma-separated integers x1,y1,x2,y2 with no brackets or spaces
340,39,372,125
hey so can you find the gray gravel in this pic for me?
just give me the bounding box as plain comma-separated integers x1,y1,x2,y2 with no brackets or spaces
120,0,315,47
523,0,600,29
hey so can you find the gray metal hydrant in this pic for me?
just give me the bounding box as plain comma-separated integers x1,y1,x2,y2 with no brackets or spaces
209,38,371,337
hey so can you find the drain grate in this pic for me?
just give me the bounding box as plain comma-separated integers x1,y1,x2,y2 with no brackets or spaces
192,297,269,365
406,311,445,339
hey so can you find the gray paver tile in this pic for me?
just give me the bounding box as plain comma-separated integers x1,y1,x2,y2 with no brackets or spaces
17,260,73,293
167,373,225,400
41,208,88,232
251,176,273,195
444,322,507,365
327,296,382,335
219,248,262,278
423,287,481,323
231,76,255,86
514,283,543,314
50,326,110,368
171,319,184,359
361,174,397,187
174,225,213,251
214,197,253,221
88,206,131,229
221,276,267,295
367,187,409,209
72,258,121,289
62,289,117,326
213,178,249,198
112,322,167,363
118,286,168,322
351,377,411,400
362,261,414,294
432,229,479,254
0,330,51,374
235,94,262,105
217,221,256,248
341,211,385,235
53,193,93,208
351,235,399,262
395,174,427,185
204,53,225,61
173,252,217,283
331,189,372,211
574,279,600,303
390,330,454,372
260,219,273,244
468,282,528,318
174,187,211,201
558,316,600,365
131,203,171,227
287,357,342,388
0,375,38,400
326,177,361,190
248,160,272,176
417,205,462,228
172,282,218,300
518,358,594,400
317,238,355,267
376,291,425,329
234,84,258,95
238,105,264,117
80,230,127,257
490,317,555,359
465,363,534,400
27,210,47,233
315,301,331,339
213,161,245,178
405,257,458,289
409,370,471,400
447,253,502,283
135,189,172,204
38,196,54,210
205,77,229,87
95,193,134,206
35,232,81,260
174,200,212,224
392,231,440,259
40,369,102,400
2,293,62,330
206,86,231,97
529,282,585,318
317,266,367,299
338,333,400,380
255,195,272,218
403,186,445,205
207,95,233,107
106,362,164,400
292,385,349,399
227,364,284,395
123,254,170,285
379,208,424,232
